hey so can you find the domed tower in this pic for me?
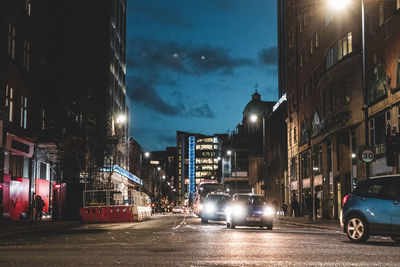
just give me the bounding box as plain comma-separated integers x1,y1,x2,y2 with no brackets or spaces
242,91,275,134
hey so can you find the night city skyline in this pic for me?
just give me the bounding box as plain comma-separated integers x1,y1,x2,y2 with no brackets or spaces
126,0,279,151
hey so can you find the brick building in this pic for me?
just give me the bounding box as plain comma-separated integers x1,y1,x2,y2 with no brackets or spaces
279,0,400,218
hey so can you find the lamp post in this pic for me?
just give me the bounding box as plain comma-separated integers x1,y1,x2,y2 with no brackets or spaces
328,0,368,178
250,113,266,197
227,150,237,193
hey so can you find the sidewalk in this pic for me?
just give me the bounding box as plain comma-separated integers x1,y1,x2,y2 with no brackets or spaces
276,215,341,231
0,219,82,237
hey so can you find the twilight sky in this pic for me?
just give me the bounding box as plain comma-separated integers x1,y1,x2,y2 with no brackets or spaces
126,0,278,151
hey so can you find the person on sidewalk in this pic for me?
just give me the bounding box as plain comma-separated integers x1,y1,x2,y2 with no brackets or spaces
291,197,298,217
305,193,313,221
35,195,45,221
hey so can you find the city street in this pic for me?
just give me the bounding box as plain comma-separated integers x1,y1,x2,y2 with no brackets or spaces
1,214,400,266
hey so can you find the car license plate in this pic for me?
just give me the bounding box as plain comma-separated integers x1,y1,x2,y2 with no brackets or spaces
217,212,224,215
247,217,261,222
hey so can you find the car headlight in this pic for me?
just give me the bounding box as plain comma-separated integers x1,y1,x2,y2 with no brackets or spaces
232,205,245,217
264,206,274,216
205,203,216,213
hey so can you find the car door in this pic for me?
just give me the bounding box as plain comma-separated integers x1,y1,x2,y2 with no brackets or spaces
390,181,400,234
360,180,393,234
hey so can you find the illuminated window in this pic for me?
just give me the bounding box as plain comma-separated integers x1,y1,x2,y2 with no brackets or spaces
310,39,314,54
23,40,30,71
41,107,45,130
378,2,384,26
20,96,27,129
397,0,400,10
5,85,14,122
315,32,319,48
326,33,352,69
8,24,16,60
25,0,31,16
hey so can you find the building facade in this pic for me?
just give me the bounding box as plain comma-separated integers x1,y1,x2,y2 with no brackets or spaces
176,131,227,204
279,0,400,218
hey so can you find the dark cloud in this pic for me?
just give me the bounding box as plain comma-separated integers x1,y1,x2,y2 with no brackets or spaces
259,46,278,65
127,38,252,76
127,76,216,118
127,2,192,29
127,77,182,116
189,46,253,74
188,103,215,118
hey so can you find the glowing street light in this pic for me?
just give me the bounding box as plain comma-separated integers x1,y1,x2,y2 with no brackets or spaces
157,167,161,171
250,114,258,123
227,150,232,156
116,114,127,124
144,152,150,158
328,0,350,11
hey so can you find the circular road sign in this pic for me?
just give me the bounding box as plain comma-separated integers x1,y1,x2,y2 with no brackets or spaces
360,148,375,163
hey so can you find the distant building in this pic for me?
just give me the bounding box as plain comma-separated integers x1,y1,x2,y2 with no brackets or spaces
176,131,228,204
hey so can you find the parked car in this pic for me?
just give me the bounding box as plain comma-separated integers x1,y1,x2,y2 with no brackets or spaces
340,176,400,243
226,194,274,229
199,193,231,223
172,206,184,214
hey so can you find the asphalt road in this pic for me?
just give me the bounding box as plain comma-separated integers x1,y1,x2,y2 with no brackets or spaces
0,214,400,266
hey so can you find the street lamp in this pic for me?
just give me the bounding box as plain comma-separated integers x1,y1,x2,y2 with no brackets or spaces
144,152,150,158
328,0,368,178
250,113,266,197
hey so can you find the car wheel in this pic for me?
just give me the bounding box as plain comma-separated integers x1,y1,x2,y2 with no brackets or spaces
267,225,273,230
391,236,400,243
229,222,235,229
201,218,208,224
226,222,230,228
345,215,369,243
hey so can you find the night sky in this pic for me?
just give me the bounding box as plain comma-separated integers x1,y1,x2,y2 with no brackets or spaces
126,0,278,151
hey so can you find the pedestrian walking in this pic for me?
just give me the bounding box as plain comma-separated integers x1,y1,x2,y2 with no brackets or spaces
35,195,45,221
305,193,313,221
291,197,298,217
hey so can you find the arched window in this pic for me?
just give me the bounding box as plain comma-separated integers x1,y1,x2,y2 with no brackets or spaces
25,0,31,16
300,119,309,145
368,64,388,104
311,111,321,137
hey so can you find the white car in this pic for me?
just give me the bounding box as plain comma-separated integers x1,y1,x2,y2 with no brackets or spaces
172,206,184,214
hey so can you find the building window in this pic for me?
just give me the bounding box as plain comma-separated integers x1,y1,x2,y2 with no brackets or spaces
25,0,31,16
5,85,14,122
290,157,297,181
311,111,321,137
8,24,16,60
298,18,302,33
310,39,314,55
299,51,303,67
312,146,322,175
300,151,311,179
397,53,400,88
378,2,384,26
23,40,30,72
397,0,400,10
300,119,309,145
326,33,352,69
315,32,319,48
344,78,351,104
41,107,45,130
368,64,388,104
20,96,27,129
369,111,390,156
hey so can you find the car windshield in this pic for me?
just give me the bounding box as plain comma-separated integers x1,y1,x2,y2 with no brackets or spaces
236,195,265,205
206,195,230,204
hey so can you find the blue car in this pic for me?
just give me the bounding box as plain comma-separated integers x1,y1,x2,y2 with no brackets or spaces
340,176,400,243
226,194,274,230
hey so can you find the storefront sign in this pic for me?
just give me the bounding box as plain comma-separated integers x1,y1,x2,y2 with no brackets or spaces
6,133,34,158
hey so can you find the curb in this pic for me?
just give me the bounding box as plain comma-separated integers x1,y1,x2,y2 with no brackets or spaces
0,221,83,237
277,219,341,231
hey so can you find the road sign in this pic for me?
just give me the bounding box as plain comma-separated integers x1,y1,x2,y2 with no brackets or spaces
359,147,375,163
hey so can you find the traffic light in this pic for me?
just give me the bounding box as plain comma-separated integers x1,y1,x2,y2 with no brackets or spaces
386,134,400,166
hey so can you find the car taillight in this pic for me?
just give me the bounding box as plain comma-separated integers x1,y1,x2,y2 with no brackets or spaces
342,195,350,206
